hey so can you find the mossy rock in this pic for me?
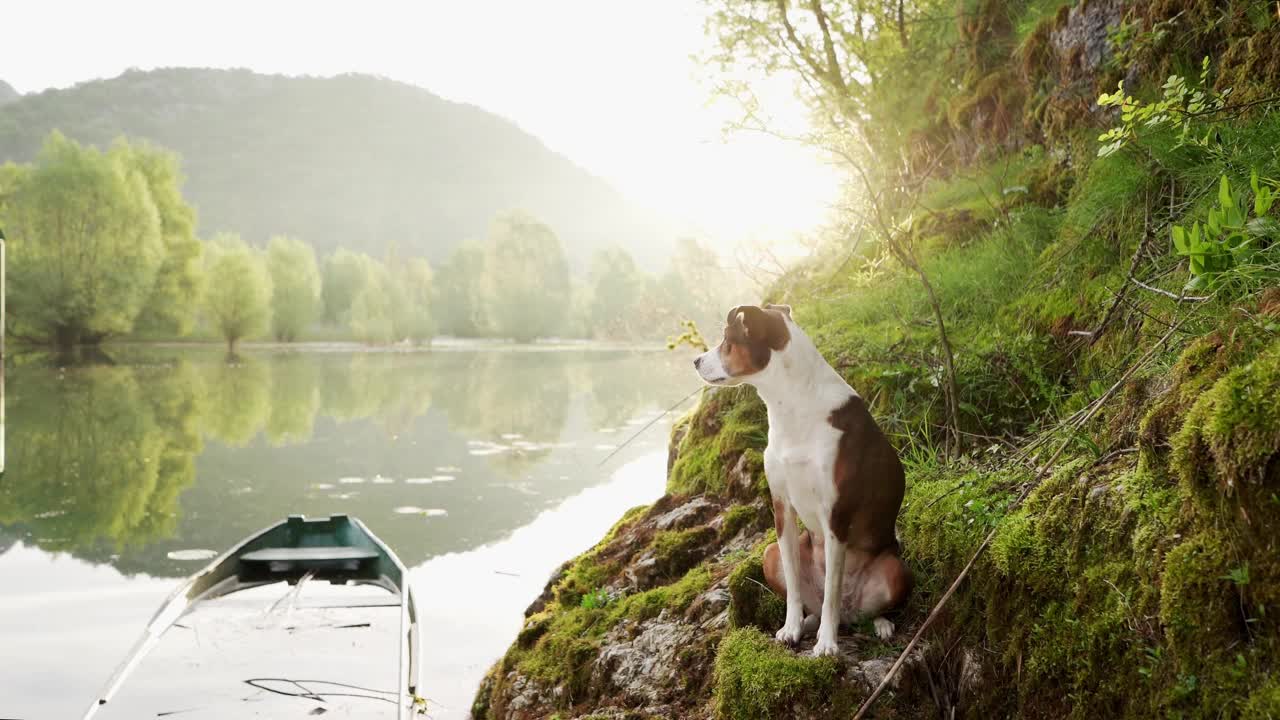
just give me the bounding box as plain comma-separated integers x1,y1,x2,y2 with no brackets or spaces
668,387,767,496
1158,532,1240,664
727,551,786,632
713,628,861,720
644,526,717,583
1172,339,1280,509
720,503,767,540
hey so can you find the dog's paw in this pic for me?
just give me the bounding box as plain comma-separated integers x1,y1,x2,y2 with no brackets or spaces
775,622,803,646
811,635,840,657
873,617,895,640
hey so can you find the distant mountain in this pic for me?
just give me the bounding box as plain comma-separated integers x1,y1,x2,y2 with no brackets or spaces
0,68,668,271
0,80,18,106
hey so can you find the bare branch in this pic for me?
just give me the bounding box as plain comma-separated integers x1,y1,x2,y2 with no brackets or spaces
1131,278,1210,302
775,0,827,86
806,0,849,94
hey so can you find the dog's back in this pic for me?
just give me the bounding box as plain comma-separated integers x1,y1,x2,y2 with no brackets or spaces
827,395,905,553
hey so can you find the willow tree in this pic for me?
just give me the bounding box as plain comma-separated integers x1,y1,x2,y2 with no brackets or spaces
349,276,395,344
2,132,167,348
321,248,374,325
127,141,204,337
587,246,643,338
391,257,436,345
266,235,321,342
483,210,570,342
434,240,488,337
203,234,272,353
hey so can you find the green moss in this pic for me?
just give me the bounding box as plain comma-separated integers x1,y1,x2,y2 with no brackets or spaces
1159,533,1239,665
726,535,785,632
720,503,762,540
495,564,716,713
611,564,715,624
554,556,613,608
1216,30,1280,104
1244,680,1280,720
1172,340,1280,501
713,628,861,719
550,503,654,608
647,526,716,582
668,387,768,496
510,605,610,701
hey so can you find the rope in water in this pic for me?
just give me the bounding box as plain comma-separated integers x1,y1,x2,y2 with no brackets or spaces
596,386,702,468
244,677,398,704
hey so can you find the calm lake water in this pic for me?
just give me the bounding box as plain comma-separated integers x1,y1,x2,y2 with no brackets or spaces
0,344,693,720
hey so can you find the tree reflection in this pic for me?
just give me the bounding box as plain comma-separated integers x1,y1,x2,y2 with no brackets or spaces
319,353,393,422
431,351,570,474
200,357,270,446
0,347,686,574
0,362,202,552
265,353,320,445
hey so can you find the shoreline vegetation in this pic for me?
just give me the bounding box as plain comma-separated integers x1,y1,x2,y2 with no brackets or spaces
471,0,1280,718
0,128,747,355
20,337,681,354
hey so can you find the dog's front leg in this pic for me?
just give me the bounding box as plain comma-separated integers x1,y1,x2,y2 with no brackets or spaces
812,525,846,656
772,497,806,646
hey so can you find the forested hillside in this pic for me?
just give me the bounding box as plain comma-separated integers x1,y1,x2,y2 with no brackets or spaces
0,71,747,349
0,68,666,271
473,0,1280,718
0,80,18,106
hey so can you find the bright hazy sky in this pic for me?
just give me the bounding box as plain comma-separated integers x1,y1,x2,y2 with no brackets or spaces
5,1,840,251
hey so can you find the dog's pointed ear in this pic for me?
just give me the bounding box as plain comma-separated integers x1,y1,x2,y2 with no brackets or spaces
765,303,792,318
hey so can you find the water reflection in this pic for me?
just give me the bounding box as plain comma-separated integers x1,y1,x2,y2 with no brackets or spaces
0,363,201,557
0,346,690,577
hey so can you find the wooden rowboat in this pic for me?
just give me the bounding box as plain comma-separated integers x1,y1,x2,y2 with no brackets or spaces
82,514,421,719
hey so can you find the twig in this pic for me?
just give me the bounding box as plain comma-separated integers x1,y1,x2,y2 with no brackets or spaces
1131,278,1209,302
1089,198,1155,345
597,387,702,467
851,319,1186,720
1092,446,1138,467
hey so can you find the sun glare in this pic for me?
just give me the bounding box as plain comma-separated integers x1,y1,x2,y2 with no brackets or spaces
4,0,840,255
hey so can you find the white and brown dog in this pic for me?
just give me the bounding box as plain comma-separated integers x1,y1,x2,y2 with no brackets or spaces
695,304,911,656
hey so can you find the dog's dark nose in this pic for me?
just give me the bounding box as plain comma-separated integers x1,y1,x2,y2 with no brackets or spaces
694,356,703,369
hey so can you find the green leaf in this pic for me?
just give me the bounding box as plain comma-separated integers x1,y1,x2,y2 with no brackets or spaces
1219,175,1234,211
1257,191,1273,218
1172,225,1188,253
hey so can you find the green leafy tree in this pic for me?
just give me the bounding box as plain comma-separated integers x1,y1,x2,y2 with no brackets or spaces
587,246,643,339
125,141,203,337
203,233,272,352
350,262,395,344
483,210,570,342
657,237,742,338
266,235,321,341
2,132,166,348
435,240,488,336
321,248,373,324
391,257,436,344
